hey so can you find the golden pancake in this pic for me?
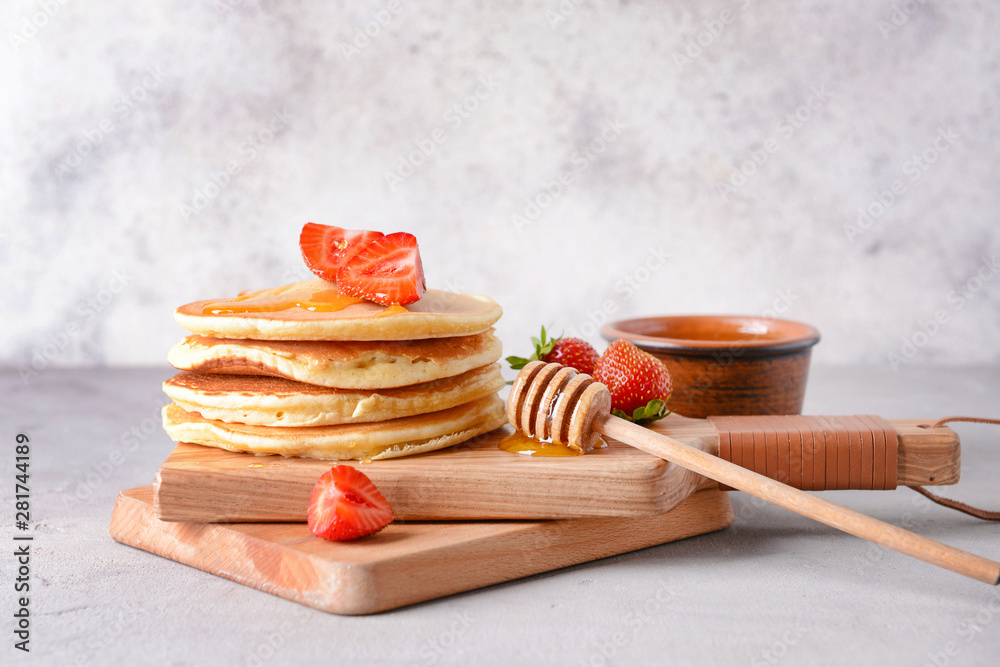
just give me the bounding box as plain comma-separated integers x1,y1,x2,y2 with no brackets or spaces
161,395,507,460
174,279,503,341
167,330,502,389
162,363,505,427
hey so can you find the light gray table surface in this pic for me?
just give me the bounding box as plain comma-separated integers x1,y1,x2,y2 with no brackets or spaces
3,365,1000,666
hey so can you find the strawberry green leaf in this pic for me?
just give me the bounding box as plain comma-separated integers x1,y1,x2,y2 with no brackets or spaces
506,326,560,371
506,355,533,370
612,399,671,423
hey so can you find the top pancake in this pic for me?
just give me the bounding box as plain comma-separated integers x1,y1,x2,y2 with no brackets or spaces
175,279,503,341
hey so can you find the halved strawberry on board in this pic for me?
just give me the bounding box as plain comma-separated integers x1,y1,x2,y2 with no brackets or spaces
299,223,385,282
308,465,394,541
336,232,426,306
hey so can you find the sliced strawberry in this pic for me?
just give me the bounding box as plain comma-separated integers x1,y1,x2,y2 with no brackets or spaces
300,223,385,282
336,232,426,306
307,465,394,541
594,339,672,422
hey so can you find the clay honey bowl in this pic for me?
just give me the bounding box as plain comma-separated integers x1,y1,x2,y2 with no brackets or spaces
601,316,821,419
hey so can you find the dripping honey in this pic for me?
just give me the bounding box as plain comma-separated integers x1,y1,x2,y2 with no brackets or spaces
374,304,409,317
498,431,583,457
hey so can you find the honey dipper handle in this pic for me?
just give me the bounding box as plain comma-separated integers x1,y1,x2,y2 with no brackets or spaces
597,414,1000,585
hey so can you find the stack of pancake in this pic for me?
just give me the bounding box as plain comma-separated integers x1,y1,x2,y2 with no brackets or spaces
160,279,507,460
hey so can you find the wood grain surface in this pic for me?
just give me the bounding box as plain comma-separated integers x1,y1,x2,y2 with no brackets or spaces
111,485,735,615
154,414,959,523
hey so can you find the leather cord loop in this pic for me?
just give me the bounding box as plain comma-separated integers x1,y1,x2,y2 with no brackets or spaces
912,416,1000,521
926,416,1000,429
910,487,1000,521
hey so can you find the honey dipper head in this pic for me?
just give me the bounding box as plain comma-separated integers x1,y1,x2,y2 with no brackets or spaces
507,361,611,452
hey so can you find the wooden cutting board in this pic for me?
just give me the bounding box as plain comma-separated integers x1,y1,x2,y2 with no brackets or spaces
111,485,734,615
154,414,958,522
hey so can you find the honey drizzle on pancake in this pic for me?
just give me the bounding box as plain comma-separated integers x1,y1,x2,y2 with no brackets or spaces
374,304,409,317
201,284,366,315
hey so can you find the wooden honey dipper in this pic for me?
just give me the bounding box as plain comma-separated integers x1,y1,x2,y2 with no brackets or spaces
508,361,1000,585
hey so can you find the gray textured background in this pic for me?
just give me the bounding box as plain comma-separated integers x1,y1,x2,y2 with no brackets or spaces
3,1,999,373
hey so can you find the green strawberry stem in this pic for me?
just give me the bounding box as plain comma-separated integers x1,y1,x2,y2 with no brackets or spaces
506,325,559,370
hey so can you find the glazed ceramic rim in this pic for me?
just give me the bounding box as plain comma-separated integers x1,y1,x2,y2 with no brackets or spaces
601,315,821,357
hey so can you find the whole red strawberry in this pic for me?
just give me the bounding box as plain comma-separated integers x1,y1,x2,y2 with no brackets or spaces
594,339,672,422
308,465,394,541
544,338,599,376
506,326,599,376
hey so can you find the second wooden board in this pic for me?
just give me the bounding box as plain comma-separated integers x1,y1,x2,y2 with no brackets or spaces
114,485,734,615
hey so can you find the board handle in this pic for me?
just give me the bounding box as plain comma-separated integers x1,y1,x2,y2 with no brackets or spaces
707,415,960,490
511,361,999,584
604,415,1000,586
